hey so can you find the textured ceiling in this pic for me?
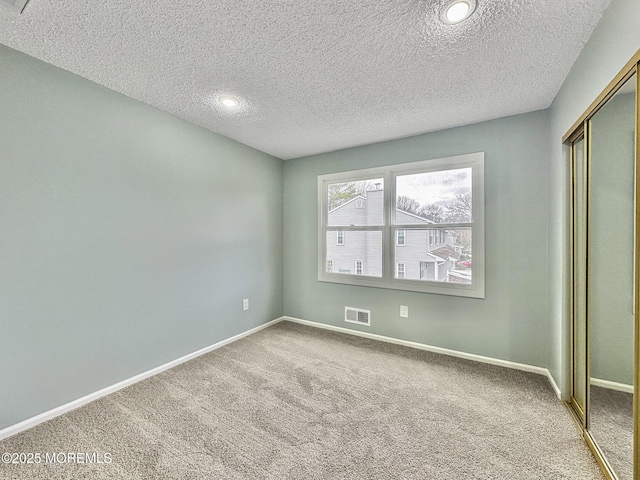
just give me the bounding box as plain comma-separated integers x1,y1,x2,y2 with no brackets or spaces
0,0,611,159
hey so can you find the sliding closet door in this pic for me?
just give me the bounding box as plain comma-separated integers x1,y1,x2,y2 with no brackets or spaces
587,73,636,480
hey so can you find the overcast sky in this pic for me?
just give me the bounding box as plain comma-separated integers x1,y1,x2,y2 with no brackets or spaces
396,168,471,207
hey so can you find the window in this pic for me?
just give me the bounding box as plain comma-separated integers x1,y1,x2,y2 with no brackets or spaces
428,229,445,247
327,260,333,273
318,152,484,298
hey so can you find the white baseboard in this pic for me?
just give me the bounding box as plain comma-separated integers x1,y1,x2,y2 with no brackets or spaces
284,316,561,396
1,314,566,442
0,317,285,442
591,377,634,394
546,370,562,399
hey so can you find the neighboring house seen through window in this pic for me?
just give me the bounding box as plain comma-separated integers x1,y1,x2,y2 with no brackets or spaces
318,152,484,298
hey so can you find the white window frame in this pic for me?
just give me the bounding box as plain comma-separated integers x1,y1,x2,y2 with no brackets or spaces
396,262,406,279
355,198,364,209
355,260,364,275
336,229,344,246
396,229,406,246
318,152,485,298
327,259,334,273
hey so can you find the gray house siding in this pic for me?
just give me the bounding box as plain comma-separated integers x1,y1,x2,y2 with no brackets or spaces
365,231,383,276
365,189,383,225
327,187,469,283
327,187,383,276
326,230,382,276
396,228,431,279
328,196,367,226
394,210,456,282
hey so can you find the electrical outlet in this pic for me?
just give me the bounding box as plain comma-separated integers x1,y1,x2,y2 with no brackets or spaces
400,305,408,318
243,299,249,311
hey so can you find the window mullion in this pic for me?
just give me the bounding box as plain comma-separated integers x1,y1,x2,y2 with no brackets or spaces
393,223,474,230
324,226,384,231
384,170,394,283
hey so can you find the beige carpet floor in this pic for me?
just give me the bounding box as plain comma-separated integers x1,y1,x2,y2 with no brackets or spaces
0,321,603,479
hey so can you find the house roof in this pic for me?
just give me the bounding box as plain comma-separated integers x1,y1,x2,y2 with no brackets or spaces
396,209,433,224
431,245,460,261
327,195,365,214
448,270,472,280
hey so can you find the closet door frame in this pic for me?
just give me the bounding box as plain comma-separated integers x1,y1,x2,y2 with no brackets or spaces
568,128,587,425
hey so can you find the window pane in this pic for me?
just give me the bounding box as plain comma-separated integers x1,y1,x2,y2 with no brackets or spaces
396,168,471,224
328,179,384,226
326,230,382,277
394,229,471,283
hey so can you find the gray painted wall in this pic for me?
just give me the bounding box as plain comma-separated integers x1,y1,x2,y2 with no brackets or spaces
0,45,284,430
284,110,550,367
548,0,640,396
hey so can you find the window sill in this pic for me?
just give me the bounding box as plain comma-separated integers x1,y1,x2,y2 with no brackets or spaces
318,274,484,299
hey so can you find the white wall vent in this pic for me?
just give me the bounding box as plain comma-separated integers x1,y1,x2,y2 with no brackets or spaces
345,307,370,326
1,0,30,13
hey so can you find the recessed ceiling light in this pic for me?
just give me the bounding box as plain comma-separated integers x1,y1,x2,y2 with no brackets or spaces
441,0,476,25
219,96,240,108
207,92,253,116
